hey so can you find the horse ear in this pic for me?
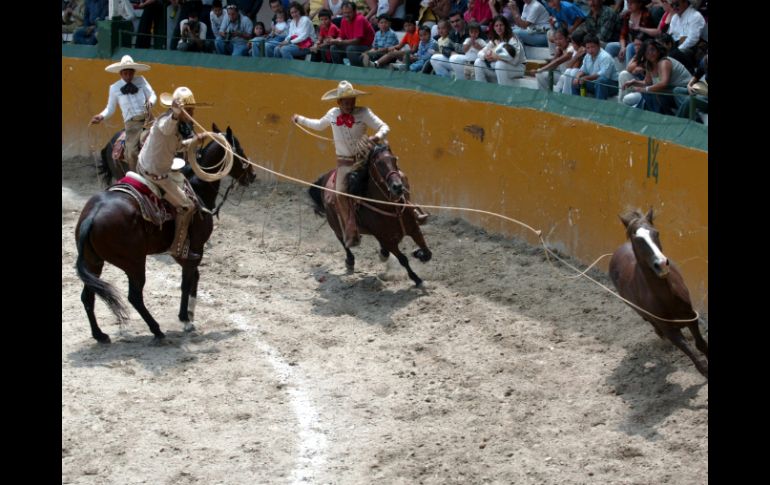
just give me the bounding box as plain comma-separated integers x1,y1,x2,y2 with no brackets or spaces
619,212,634,228
227,126,233,139
212,123,220,133
646,207,654,224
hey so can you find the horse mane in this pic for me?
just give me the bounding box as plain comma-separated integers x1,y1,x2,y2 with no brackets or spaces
346,144,390,196
620,208,656,239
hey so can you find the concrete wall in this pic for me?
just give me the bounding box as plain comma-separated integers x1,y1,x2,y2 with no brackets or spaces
63,54,708,312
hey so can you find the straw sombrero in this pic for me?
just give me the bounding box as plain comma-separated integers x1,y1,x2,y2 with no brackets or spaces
159,86,212,108
105,55,150,73
321,81,370,101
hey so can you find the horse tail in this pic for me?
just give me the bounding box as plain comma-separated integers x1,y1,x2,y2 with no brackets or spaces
308,174,327,217
76,208,129,323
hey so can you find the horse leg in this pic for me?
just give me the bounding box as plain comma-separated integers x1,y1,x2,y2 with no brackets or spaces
663,327,708,378
80,261,111,344
378,244,389,262
390,246,423,287
125,271,166,340
405,221,432,263
689,320,709,359
178,263,200,332
343,241,355,272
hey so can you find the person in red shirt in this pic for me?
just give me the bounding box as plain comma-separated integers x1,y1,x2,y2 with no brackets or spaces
328,1,375,66
310,8,341,62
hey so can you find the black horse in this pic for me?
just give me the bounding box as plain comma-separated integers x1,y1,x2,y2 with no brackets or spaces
308,144,432,286
75,124,256,343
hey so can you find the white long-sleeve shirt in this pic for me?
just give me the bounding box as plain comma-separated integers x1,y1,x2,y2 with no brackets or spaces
296,106,389,158
137,111,182,176
98,75,156,122
669,6,705,52
286,15,315,45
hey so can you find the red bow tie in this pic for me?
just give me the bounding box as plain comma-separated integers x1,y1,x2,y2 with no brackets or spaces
336,113,355,128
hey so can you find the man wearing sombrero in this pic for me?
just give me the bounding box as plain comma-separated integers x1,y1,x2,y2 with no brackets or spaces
91,55,157,173
292,81,390,248
137,87,208,260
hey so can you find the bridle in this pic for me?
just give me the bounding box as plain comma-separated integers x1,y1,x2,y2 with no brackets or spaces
195,136,252,218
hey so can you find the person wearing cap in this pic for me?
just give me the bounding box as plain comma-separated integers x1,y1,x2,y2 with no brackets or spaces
215,4,254,56
291,81,388,248
137,87,208,260
91,55,157,173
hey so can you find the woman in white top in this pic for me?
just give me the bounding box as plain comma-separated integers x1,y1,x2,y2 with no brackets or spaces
474,15,526,85
275,2,316,59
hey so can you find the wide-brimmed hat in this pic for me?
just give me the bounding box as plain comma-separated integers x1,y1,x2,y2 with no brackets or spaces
105,55,150,73
321,81,370,101
159,86,211,108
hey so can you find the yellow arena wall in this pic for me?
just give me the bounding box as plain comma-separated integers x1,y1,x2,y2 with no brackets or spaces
63,57,708,313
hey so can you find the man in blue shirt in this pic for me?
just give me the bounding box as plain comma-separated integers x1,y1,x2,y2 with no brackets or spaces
571,33,618,100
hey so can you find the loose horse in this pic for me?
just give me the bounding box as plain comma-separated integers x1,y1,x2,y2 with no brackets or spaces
308,144,432,286
75,124,256,343
609,208,708,378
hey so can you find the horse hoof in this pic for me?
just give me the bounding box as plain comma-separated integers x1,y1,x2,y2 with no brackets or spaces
183,322,196,333
95,334,111,344
413,249,432,263
378,250,389,262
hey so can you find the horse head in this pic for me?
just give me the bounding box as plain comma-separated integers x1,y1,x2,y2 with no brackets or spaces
620,207,670,278
203,123,257,186
368,144,405,199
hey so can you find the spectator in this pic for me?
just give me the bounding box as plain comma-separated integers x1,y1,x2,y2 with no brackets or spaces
201,0,217,40
370,0,406,31
544,0,586,36
249,21,268,56
170,1,203,50
535,26,574,91
656,31,693,73
62,0,85,37
464,0,494,30
474,15,526,84
583,0,620,46
215,4,254,55
622,39,690,114
329,1,376,66
231,0,263,22
362,14,400,66
427,20,453,75
409,24,439,72
73,0,108,45
638,0,674,38
210,0,227,36
135,0,164,49
262,0,290,56
430,11,470,77
418,0,452,32
310,9,341,61
325,0,346,26
556,29,586,94
604,0,654,64
372,14,419,68
616,34,648,104
448,21,486,79
674,52,706,120
274,2,316,59
571,32,618,99
508,0,551,47
668,0,705,64
178,9,209,51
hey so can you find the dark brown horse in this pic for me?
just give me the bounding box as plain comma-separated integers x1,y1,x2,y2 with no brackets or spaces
609,208,708,378
308,144,432,286
75,124,256,343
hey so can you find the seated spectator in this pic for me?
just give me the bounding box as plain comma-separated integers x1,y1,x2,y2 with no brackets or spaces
274,2,316,59
464,0,494,31
430,13,470,77
638,0,675,38
178,9,209,52
616,35,648,104
371,14,419,67
583,0,620,47
605,0,654,65
264,6,290,56
571,32,618,99
535,27,574,91
73,0,108,45
426,20,453,75
674,51,706,120
375,0,406,31
249,21,268,56
448,21,486,79
418,0,452,32
621,39,690,114
362,14,399,66
410,24,439,72
508,0,551,47
215,4,254,56
668,0,705,66
325,0,345,27
329,1,376,66
310,9,341,61
556,29,586,94
210,0,227,36
656,32,693,73
474,15,526,85
62,0,85,36
309,0,326,27
544,0,587,45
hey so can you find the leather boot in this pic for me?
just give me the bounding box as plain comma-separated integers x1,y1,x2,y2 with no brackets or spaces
169,207,197,259
337,194,360,248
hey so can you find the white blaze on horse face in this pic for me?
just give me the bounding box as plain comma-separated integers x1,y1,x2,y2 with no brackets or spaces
636,226,669,276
